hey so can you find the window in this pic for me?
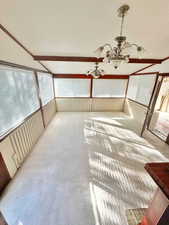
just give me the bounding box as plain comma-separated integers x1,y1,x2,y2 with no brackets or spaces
54,78,90,97
0,66,40,136
127,74,157,106
93,79,127,97
38,72,54,106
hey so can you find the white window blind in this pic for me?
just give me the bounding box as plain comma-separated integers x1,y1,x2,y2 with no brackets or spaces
127,74,157,106
0,66,40,136
54,78,90,97
38,72,54,106
93,79,127,97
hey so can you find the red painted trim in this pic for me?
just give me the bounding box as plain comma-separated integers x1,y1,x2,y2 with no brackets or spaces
129,58,162,64
90,78,93,98
159,73,169,77
0,24,52,73
54,74,91,79
54,74,129,79
33,55,163,64
34,55,102,62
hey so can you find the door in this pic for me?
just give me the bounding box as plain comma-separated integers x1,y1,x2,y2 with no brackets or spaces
148,76,169,142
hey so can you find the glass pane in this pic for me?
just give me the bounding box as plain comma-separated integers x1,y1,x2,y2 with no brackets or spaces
54,79,90,97
0,66,39,136
93,79,127,97
38,72,54,106
149,77,169,141
127,75,156,106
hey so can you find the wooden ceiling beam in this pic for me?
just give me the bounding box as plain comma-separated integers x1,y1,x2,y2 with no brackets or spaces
54,74,129,79
33,55,163,64
0,24,52,73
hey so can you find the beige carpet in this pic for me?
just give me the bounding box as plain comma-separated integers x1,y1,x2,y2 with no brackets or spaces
0,113,169,225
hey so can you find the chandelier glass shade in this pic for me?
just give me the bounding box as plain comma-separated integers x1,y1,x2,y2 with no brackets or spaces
87,62,104,79
95,4,145,69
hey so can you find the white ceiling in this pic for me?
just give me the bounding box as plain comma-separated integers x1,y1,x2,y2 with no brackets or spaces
43,61,150,74
140,59,169,74
1,0,169,74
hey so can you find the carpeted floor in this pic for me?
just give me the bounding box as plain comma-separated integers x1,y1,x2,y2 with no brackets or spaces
0,112,169,225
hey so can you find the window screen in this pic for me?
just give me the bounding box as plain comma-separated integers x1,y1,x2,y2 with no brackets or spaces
93,79,127,97
127,74,157,106
38,72,54,106
54,79,90,97
0,66,40,136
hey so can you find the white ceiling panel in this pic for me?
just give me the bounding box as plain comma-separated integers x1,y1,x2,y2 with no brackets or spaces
0,0,169,59
0,30,45,70
137,59,169,74
43,61,150,74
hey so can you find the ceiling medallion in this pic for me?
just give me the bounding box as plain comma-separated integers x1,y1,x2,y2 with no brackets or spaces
87,62,104,79
95,4,145,69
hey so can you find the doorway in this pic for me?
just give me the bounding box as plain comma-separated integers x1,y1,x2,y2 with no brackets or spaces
148,77,169,141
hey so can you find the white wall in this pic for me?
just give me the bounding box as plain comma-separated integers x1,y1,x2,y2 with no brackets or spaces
55,98,125,112
0,29,45,70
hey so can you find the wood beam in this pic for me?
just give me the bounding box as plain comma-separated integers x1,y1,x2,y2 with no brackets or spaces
54,74,129,79
33,55,163,64
0,24,52,73
131,72,159,76
130,64,155,75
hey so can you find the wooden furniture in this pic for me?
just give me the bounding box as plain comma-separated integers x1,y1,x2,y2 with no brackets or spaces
0,153,10,193
139,162,169,225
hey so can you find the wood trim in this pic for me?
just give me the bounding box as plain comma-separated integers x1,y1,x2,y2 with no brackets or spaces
0,153,11,193
0,108,41,142
159,73,169,77
129,58,162,64
148,74,159,110
55,97,90,99
127,98,148,108
0,24,33,57
92,97,125,99
90,78,93,98
34,72,46,128
52,74,56,98
125,78,129,98
131,72,159,76
0,24,51,73
34,55,102,62
54,74,129,79
55,97,125,99
130,64,155,75
141,73,159,136
147,128,166,142
33,55,163,64
0,60,47,73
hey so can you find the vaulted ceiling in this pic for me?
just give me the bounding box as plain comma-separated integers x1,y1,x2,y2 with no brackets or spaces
1,0,169,74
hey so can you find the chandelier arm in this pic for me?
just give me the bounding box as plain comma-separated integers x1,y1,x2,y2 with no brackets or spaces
102,43,113,51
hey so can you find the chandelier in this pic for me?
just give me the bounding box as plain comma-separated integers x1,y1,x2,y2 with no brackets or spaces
95,4,145,69
87,62,104,79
